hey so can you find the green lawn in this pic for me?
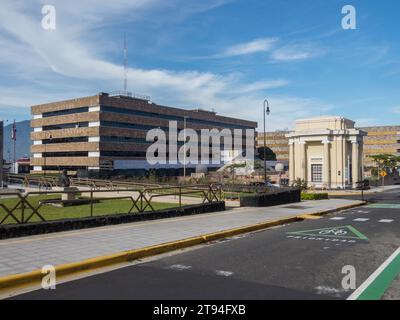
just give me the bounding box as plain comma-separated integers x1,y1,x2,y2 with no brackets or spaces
0,194,178,225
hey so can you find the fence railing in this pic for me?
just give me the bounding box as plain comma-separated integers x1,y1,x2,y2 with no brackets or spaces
8,174,165,190
0,184,222,225
8,174,59,189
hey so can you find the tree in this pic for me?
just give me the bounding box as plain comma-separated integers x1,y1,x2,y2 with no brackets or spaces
368,154,400,186
369,154,400,174
257,147,277,161
292,178,308,191
224,162,246,185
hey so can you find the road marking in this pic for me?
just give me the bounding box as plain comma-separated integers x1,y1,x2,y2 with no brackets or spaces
366,203,400,209
330,217,346,221
215,270,234,277
347,247,400,300
353,218,369,222
287,225,369,241
379,219,394,223
167,264,192,271
315,286,345,296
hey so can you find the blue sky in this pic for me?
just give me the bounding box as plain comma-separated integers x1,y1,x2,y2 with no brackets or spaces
0,0,399,130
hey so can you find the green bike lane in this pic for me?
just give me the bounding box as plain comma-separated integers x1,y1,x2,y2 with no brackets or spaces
9,202,400,300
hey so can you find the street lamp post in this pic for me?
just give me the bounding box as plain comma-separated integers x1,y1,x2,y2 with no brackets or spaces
263,99,270,185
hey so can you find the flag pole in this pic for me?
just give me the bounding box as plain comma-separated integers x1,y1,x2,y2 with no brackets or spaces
12,120,16,174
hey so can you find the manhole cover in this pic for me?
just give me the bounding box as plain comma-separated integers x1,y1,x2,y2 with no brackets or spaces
283,205,311,210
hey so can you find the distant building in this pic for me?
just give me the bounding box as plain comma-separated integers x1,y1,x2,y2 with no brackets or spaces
258,125,400,172
286,116,366,189
256,131,289,163
359,126,400,168
15,157,31,174
30,92,257,175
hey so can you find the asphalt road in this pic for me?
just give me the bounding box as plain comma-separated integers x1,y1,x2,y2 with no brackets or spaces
11,189,400,300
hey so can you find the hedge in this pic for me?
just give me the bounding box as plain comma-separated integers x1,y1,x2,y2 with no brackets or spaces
301,192,329,200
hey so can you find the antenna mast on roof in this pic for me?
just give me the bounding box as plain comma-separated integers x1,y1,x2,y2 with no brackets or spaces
123,33,128,92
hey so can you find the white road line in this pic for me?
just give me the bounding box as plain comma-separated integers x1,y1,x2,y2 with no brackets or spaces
215,270,234,277
353,218,369,222
167,264,192,271
347,247,400,300
330,217,346,221
379,219,394,223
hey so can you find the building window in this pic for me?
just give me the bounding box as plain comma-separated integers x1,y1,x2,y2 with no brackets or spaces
42,107,89,118
311,164,323,183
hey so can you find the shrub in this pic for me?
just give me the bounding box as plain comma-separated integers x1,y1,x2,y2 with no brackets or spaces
292,178,308,191
301,192,329,200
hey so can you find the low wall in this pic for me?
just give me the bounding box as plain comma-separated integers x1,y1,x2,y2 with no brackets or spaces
239,188,301,207
0,201,225,240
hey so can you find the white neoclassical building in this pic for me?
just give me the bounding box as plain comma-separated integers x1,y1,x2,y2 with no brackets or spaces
286,116,367,189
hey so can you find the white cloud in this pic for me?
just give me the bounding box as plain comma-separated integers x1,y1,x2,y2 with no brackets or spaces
271,44,323,62
353,118,377,127
219,38,278,57
391,107,400,114
233,80,289,94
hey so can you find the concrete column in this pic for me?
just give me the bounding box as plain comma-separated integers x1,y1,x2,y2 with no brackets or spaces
352,141,360,188
359,142,364,180
323,140,331,189
300,142,306,181
289,142,295,183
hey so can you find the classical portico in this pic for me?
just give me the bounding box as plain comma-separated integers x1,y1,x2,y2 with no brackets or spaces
286,116,366,189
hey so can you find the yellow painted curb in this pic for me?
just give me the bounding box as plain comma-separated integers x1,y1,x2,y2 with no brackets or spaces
298,214,322,220
0,201,366,293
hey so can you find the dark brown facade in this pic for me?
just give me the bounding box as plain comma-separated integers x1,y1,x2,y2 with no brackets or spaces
31,93,257,173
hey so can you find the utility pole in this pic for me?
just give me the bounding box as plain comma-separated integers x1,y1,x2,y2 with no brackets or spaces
123,33,128,93
183,116,188,178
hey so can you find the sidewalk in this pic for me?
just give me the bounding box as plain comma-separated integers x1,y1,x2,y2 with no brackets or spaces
322,185,400,196
0,198,363,278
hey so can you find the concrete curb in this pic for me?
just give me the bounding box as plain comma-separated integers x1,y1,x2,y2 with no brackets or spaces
0,201,366,293
298,201,367,218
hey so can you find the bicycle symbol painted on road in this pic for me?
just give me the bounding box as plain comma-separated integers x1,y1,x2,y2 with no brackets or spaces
318,228,348,236
286,225,369,243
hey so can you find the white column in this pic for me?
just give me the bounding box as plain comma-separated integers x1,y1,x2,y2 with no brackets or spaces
289,142,295,184
359,142,364,181
323,140,331,189
300,141,306,181
352,141,360,188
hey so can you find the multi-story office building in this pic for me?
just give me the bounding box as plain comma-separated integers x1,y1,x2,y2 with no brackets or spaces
30,92,257,175
256,131,290,163
359,126,400,168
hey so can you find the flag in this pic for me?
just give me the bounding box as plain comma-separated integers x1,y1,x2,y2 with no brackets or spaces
11,120,16,141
